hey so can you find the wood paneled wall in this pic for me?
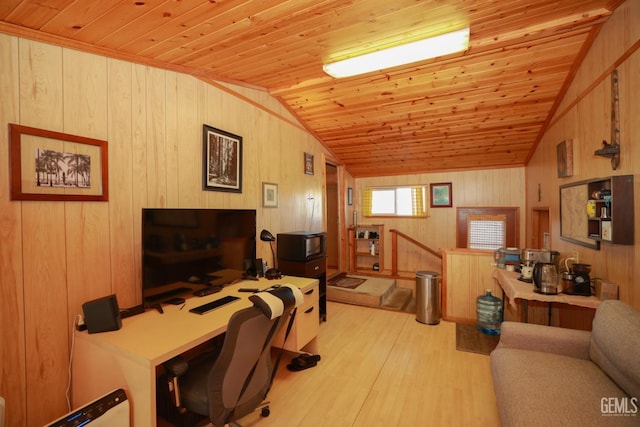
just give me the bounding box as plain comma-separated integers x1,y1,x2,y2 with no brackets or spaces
0,35,329,426
1,2,638,425
354,2,640,313
442,249,498,323
355,167,526,279
526,0,640,309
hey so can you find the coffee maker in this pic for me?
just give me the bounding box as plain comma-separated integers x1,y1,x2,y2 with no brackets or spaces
564,263,592,296
519,250,536,282
520,249,559,283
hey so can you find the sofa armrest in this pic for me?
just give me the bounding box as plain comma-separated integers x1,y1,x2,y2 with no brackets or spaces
496,321,591,360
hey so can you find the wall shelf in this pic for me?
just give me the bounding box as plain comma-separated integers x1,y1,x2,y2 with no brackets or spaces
560,175,634,248
594,144,620,158
586,175,634,244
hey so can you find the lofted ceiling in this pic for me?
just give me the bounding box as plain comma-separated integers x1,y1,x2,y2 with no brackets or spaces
0,0,624,177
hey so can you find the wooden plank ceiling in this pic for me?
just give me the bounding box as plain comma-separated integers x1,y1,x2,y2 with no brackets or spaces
0,0,623,177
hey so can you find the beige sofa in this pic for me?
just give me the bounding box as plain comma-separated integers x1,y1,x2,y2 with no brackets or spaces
490,300,639,426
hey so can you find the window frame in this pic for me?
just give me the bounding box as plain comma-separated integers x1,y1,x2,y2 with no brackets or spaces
467,214,507,250
363,185,428,218
456,207,520,249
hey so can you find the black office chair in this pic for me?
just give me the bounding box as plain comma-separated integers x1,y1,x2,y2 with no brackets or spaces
165,284,303,426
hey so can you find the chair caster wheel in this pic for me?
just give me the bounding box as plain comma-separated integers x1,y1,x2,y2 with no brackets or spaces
261,406,270,417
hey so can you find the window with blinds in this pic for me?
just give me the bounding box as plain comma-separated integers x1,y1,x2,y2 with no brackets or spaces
467,214,507,250
363,186,427,217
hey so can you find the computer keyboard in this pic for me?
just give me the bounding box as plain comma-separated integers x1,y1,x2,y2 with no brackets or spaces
189,295,240,315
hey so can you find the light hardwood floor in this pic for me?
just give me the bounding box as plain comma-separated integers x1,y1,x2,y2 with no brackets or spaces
237,301,501,426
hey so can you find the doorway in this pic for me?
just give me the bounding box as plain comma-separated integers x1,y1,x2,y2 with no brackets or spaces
325,163,340,278
531,208,550,249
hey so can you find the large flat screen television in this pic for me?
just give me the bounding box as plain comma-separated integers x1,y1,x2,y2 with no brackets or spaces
142,208,256,303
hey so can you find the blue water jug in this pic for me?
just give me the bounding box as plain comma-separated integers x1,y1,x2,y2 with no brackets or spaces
476,289,502,335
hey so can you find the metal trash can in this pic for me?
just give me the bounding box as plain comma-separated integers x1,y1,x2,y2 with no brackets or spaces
416,271,441,325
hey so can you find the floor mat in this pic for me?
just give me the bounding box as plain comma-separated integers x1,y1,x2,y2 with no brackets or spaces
455,323,500,355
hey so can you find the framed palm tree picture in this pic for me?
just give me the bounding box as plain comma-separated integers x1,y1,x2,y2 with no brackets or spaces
9,124,108,201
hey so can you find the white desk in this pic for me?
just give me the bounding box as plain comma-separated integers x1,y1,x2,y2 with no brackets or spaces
495,269,601,324
72,276,318,427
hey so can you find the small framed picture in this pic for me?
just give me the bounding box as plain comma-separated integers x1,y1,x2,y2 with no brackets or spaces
347,187,353,205
430,182,452,208
304,152,314,175
203,124,242,193
262,182,278,208
556,139,573,178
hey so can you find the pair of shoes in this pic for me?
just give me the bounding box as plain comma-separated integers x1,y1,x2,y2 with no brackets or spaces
287,353,321,371
293,353,321,364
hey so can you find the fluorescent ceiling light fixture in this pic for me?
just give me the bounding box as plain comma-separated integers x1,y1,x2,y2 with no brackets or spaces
323,27,470,78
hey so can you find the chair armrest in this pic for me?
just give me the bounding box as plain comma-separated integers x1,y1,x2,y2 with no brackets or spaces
496,321,591,360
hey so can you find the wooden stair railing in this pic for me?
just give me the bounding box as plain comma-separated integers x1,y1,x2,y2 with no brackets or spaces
389,229,442,277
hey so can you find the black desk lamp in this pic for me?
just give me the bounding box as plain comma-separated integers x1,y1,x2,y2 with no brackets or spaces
260,229,280,279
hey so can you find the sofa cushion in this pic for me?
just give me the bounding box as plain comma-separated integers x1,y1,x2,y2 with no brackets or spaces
491,348,635,427
590,300,640,398
497,321,591,359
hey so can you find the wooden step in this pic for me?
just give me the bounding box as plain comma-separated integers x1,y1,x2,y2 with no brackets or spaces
381,287,413,311
327,275,395,307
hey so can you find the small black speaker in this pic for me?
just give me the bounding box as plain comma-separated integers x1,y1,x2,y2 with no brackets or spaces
82,294,122,334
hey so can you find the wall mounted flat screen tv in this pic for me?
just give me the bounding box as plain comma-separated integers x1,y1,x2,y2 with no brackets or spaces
142,208,256,303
